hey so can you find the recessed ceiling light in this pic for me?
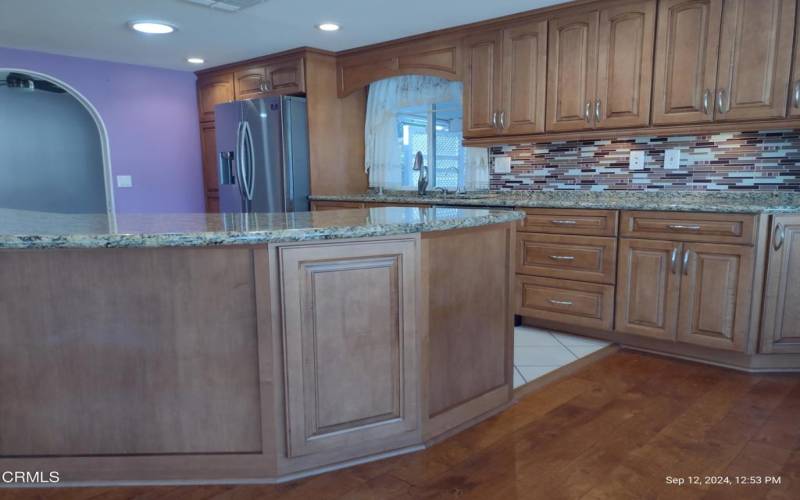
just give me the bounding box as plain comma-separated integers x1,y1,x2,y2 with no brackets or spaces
316,23,340,32
187,57,205,64
129,21,176,34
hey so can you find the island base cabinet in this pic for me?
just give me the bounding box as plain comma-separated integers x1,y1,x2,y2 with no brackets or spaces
761,215,800,353
275,238,420,459
422,224,515,439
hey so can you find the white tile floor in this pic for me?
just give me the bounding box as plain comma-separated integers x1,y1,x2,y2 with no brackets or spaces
513,326,612,389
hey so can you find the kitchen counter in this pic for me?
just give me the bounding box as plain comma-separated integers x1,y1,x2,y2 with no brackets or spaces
0,206,524,249
309,190,800,213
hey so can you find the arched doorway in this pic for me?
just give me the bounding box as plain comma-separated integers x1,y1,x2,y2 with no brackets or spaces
0,69,114,216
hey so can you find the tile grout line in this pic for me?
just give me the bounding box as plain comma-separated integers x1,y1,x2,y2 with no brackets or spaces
548,330,581,360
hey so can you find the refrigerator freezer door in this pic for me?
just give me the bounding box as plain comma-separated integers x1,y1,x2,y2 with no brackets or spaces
241,97,286,213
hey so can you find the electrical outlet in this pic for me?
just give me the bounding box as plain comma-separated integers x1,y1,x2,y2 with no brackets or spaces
494,156,512,174
116,175,133,188
664,149,681,170
629,150,646,170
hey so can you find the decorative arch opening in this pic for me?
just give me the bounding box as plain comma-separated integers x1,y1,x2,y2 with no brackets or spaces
0,69,114,217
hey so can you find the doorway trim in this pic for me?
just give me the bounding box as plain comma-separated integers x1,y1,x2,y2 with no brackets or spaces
1,68,116,224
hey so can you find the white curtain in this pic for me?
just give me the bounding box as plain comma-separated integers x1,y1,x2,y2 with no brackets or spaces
365,75,487,190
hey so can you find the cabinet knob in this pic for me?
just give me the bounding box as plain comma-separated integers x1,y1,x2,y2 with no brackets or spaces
594,99,601,123
793,81,800,108
499,110,507,129
702,89,711,115
774,223,785,250
682,249,691,275
584,101,592,124
670,247,679,274
717,89,728,114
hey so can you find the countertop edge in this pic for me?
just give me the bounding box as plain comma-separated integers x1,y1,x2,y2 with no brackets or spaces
0,211,525,250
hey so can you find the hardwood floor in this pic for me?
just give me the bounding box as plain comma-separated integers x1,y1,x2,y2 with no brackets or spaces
3,351,800,499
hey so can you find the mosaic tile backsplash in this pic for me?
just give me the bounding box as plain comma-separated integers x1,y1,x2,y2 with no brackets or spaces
488,129,800,191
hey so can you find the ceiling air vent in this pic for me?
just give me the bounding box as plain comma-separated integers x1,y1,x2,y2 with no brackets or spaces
183,0,269,12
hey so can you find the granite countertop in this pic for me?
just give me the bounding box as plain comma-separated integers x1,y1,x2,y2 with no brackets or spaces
0,206,524,250
310,190,800,214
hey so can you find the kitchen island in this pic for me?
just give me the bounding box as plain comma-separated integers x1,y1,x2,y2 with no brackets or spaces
0,206,522,485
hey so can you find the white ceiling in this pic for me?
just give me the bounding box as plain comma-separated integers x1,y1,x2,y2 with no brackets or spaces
0,0,568,71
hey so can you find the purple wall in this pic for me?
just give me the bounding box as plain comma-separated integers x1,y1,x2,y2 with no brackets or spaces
0,46,204,213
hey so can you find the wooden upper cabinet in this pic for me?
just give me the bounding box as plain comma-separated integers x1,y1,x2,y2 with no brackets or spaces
233,65,268,100
463,30,503,137
595,0,656,129
677,243,754,352
791,5,800,118
761,215,800,353
265,56,305,94
715,0,796,121
652,0,723,125
547,10,599,132
501,19,548,135
199,123,219,212
616,238,682,341
197,72,234,122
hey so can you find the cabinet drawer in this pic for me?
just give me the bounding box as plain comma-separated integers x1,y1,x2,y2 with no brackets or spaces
518,209,618,236
517,233,617,284
516,275,614,331
620,211,756,245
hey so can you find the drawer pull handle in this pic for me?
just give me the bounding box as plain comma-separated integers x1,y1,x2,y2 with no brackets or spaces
667,224,701,231
549,255,576,261
551,219,577,225
774,223,785,250
548,299,573,306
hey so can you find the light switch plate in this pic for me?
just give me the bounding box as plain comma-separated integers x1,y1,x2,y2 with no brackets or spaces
629,150,646,170
664,149,681,169
116,175,133,188
494,156,512,174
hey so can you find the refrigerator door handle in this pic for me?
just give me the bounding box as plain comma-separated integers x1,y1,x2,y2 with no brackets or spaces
236,121,248,205
242,121,256,202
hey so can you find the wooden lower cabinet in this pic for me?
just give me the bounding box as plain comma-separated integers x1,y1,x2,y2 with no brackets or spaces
761,215,800,353
277,239,419,458
517,275,614,331
617,238,754,352
517,233,617,284
310,200,364,210
616,238,682,341
677,243,754,351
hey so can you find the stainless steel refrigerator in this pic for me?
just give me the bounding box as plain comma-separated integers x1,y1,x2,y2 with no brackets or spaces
214,96,310,213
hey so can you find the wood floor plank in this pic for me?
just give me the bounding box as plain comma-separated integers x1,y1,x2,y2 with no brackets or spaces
3,352,799,500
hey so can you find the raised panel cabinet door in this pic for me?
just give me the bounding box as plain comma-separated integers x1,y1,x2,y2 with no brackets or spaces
278,239,418,457
463,30,503,137
677,243,754,351
595,0,656,129
791,6,800,117
761,215,800,353
615,238,682,340
234,65,268,100
200,123,219,208
715,0,796,121
652,0,723,125
501,19,548,135
197,72,234,122
546,10,599,132
266,57,305,94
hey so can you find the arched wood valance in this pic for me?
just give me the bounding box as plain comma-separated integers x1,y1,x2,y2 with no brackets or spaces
336,35,463,97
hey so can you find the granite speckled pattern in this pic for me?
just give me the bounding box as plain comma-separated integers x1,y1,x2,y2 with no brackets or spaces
310,190,800,214
0,207,524,250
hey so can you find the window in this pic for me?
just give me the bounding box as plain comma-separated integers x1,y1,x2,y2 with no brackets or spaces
396,99,464,190
365,75,488,192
